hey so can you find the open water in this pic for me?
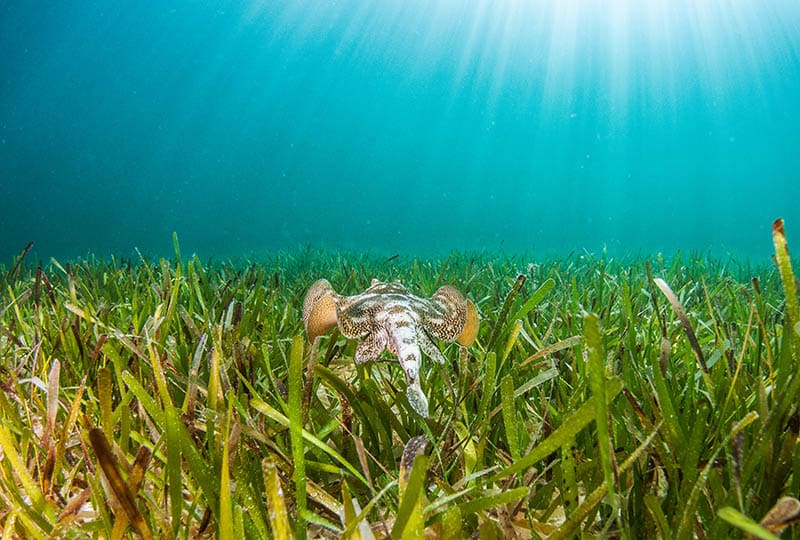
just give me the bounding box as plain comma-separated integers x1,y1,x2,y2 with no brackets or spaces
1,1,799,262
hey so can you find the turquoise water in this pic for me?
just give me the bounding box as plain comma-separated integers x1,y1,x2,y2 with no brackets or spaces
1,1,799,262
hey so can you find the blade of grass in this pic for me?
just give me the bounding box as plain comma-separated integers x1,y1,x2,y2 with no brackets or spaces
454,486,528,517
288,335,307,540
653,277,708,372
518,336,581,368
477,352,497,425
43,358,60,453
718,507,781,540
250,398,368,486
392,455,428,539
644,493,672,539
772,218,800,351
392,436,428,540
585,314,617,512
164,405,184,536
486,274,526,352
500,374,520,461
487,367,558,420
760,497,800,535
340,478,359,540
110,446,152,540
263,458,293,540
88,428,153,540
561,440,579,525
97,367,113,440
219,399,235,540
510,277,555,323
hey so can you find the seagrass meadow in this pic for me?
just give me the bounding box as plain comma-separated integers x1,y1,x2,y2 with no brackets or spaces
0,222,797,539
5,1,800,537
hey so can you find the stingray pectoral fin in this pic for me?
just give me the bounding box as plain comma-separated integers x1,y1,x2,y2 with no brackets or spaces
457,299,479,346
303,279,339,340
425,285,468,341
355,331,387,364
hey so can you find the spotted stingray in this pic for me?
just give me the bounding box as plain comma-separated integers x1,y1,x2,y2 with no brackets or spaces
303,279,479,417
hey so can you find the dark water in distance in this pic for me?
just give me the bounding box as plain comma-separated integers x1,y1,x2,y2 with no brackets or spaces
1,1,799,263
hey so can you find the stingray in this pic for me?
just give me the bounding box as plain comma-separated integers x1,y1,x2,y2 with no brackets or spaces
303,279,479,417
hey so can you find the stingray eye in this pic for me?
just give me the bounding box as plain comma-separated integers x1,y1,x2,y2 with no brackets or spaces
371,278,380,286
303,279,339,340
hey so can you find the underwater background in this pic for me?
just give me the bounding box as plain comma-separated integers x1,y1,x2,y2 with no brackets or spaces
1,0,799,263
